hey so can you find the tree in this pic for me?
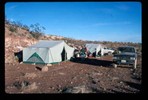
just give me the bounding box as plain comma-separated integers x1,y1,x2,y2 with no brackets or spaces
29,23,46,39
22,25,30,31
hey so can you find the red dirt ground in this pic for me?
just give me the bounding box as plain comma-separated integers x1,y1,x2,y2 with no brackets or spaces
5,55,142,93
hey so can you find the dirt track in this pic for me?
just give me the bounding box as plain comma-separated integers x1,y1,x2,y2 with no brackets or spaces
5,55,142,93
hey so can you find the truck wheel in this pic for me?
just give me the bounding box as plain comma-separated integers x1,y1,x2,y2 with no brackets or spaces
113,64,117,68
108,52,111,55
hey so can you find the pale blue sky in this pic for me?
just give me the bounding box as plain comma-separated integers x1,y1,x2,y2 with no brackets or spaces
5,2,142,43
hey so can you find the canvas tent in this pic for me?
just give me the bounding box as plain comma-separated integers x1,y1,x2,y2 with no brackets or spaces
23,40,74,64
85,43,104,56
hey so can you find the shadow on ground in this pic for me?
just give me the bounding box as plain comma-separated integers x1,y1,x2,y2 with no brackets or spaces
111,81,142,93
124,81,141,91
71,57,113,67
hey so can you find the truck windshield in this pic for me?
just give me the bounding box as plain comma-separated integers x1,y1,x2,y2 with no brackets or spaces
118,47,135,53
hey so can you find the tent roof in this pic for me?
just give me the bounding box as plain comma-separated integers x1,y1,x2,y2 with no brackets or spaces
29,40,64,48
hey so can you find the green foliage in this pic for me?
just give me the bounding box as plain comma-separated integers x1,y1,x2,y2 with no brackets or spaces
22,25,30,31
30,32,42,39
5,18,46,39
9,25,17,32
29,23,46,39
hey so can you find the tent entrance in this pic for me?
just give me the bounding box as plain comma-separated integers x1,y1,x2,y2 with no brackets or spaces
61,47,67,61
26,52,45,64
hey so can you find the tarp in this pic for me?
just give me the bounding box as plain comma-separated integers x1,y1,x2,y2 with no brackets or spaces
23,40,74,64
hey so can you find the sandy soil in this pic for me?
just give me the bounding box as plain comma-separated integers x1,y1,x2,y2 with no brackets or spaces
5,55,142,94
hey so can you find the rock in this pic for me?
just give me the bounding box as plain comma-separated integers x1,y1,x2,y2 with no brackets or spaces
133,73,136,76
41,66,48,72
57,85,61,88
70,82,73,84
23,82,38,92
113,64,117,68
13,80,30,89
72,76,77,80
35,66,48,72
103,88,106,91
112,77,119,80
35,67,37,70
20,62,23,64
51,87,55,90
24,73,37,79
62,85,92,93
92,72,102,76
130,69,134,71
119,81,123,84
47,63,52,66
32,63,36,65
59,72,65,75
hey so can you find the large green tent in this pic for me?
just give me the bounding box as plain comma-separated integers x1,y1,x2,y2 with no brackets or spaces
23,40,74,64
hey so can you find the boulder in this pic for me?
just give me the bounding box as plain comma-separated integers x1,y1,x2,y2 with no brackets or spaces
41,66,48,72
47,63,52,66
35,66,48,72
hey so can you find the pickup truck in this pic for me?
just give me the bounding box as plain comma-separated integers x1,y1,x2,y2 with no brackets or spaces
103,47,114,55
112,46,137,69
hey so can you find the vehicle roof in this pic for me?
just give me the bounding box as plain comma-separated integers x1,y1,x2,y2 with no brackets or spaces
118,46,135,48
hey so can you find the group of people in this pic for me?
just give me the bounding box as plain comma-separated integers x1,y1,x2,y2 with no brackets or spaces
73,45,101,59
74,45,87,58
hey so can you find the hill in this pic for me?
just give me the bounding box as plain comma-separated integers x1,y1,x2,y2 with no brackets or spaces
5,21,141,64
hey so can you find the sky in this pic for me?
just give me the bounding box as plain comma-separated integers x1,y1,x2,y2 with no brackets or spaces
5,2,142,43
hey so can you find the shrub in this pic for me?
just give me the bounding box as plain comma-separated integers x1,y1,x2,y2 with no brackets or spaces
9,25,17,32
30,32,42,39
29,23,45,39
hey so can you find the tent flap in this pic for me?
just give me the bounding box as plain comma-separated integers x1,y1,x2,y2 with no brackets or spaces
26,52,45,63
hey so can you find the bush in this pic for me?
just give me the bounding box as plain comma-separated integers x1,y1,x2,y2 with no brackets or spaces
29,23,45,39
30,32,42,39
9,25,17,32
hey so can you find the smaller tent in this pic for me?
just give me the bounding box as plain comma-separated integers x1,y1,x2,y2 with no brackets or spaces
23,40,74,64
85,43,104,56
